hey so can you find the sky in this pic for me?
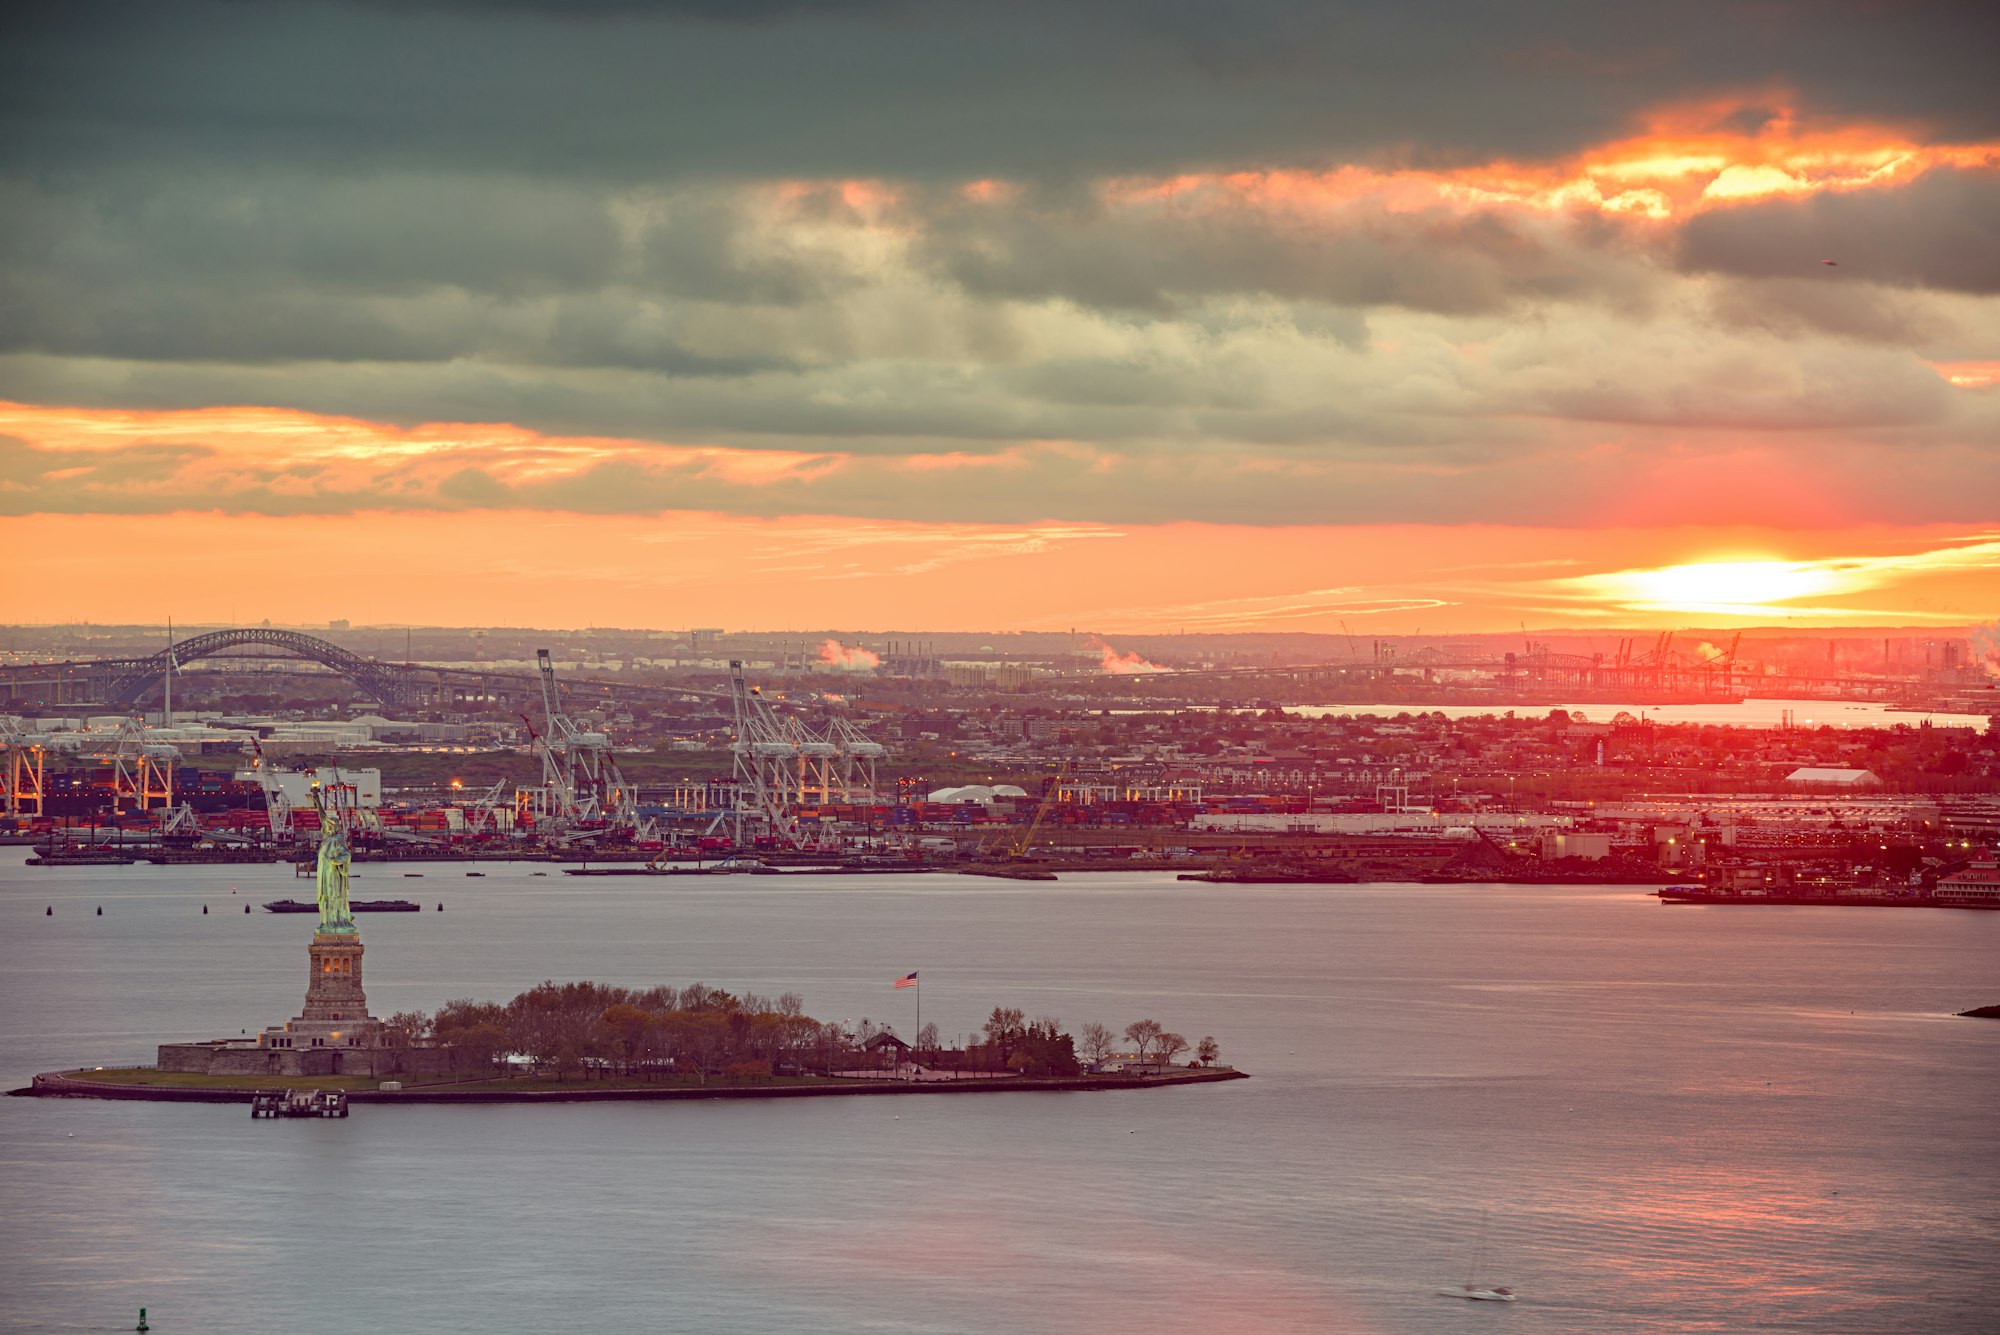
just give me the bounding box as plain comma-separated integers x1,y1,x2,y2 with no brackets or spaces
3,0,1997,632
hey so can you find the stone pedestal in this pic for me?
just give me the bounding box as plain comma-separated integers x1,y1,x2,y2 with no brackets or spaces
259,932,384,1053
160,914,459,1078
302,933,369,1025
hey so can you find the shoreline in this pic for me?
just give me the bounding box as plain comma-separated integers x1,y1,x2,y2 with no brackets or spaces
12,1067,1247,1105
1656,889,1999,910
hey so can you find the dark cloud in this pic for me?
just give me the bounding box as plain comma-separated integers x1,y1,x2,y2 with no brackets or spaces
637,194,863,306
1,0,1995,538
1704,276,1953,345
1679,166,2000,295
0,174,801,373
362,0,906,18
908,191,1652,316
4,1,1994,183
0,173,619,297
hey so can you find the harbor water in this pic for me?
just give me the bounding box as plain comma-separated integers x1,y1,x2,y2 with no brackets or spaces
2,851,1995,1333
1289,697,1995,730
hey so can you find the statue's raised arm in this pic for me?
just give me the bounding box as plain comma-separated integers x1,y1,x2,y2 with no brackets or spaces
313,786,355,935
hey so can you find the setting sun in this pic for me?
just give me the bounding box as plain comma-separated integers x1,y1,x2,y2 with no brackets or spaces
1623,560,1842,611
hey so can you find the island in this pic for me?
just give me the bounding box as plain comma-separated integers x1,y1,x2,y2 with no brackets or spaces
13,792,1242,1105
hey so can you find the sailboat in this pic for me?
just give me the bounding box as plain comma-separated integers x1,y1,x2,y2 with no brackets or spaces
1438,1210,1517,1302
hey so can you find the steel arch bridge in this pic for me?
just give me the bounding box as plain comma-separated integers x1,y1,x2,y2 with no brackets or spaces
108,629,416,707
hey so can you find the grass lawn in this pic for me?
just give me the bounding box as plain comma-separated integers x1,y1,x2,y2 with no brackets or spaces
64,1067,857,1094
64,1068,459,1092
419,1072,835,1093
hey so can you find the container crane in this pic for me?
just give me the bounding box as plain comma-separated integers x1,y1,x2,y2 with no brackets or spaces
518,650,635,829
1,721,44,820
724,661,893,846
248,739,295,841
105,720,176,813
729,659,800,844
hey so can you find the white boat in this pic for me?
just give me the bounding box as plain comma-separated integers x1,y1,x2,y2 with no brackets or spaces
1438,1284,1516,1303
1439,1210,1516,1302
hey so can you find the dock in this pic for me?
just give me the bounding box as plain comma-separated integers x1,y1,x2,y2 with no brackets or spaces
249,1089,350,1118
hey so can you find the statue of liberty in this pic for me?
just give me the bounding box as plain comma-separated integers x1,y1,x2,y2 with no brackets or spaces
312,784,356,935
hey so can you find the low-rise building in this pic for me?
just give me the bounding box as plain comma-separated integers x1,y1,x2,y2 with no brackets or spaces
1934,861,2000,905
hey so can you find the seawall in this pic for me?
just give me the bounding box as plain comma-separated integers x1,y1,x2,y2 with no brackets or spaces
13,1067,1247,1105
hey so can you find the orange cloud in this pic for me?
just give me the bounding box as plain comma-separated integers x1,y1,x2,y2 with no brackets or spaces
1085,98,1996,223
1929,360,2000,389
0,399,1104,517
0,400,831,488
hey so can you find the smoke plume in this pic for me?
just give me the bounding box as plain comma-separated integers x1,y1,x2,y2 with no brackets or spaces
818,639,881,671
1091,638,1168,675
1967,624,2000,680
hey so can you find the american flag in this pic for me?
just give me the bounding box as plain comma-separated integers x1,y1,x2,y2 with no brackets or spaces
894,971,918,989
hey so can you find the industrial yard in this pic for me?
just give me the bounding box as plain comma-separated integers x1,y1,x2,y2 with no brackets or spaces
3,622,1997,900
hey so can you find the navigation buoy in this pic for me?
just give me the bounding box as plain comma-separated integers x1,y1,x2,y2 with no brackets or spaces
244,904,251,913
437,903,444,912
137,1309,149,1332
96,906,103,916
202,904,208,915
46,906,52,916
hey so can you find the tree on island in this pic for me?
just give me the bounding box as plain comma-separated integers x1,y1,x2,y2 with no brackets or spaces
664,1010,732,1084
982,1007,1027,1066
510,981,628,1081
1195,1036,1221,1067
431,998,508,1070
975,1015,1078,1077
600,1004,652,1063
386,1010,431,1045
389,980,1211,1088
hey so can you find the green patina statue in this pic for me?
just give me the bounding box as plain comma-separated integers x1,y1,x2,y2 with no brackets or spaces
313,787,355,935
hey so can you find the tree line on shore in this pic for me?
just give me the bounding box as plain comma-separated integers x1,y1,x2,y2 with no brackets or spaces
386,982,1220,1083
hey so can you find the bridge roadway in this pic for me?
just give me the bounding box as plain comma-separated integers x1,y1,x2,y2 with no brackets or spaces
0,628,1921,710
0,627,731,711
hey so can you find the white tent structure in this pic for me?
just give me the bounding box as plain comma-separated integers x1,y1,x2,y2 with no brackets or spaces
927,784,1029,805
1785,767,1883,787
